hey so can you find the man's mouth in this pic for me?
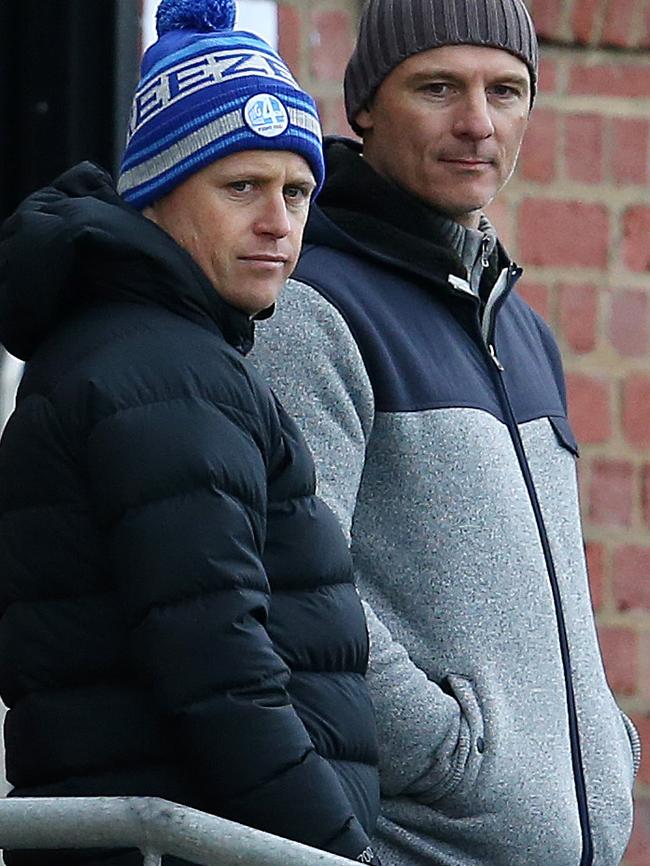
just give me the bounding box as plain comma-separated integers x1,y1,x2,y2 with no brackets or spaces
239,254,288,264
440,157,493,166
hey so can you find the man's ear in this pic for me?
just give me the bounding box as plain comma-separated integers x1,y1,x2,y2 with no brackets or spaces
141,204,158,225
354,106,374,132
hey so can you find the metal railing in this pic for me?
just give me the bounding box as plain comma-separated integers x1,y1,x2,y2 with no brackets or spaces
0,797,357,866
0,349,22,434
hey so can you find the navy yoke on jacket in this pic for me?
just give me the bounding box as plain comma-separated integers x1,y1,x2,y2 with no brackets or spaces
296,233,570,429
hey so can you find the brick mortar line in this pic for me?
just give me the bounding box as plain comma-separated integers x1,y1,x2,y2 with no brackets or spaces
507,180,650,207
590,0,609,46
565,317,633,358
566,347,650,362
581,441,650,461
522,273,650,294
557,0,576,44
514,266,626,281
618,693,650,708
302,81,347,97
284,0,352,8
584,524,650,542
631,2,650,51
596,612,650,628
565,353,650,371
539,41,650,62
596,628,650,649
537,95,650,118
583,522,650,543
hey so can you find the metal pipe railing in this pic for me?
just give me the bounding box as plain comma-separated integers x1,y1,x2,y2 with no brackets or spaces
0,797,358,866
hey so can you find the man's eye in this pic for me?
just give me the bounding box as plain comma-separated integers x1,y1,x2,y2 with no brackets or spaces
284,186,310,202
230,181,252,192
422,82,449,96
490,85,521,98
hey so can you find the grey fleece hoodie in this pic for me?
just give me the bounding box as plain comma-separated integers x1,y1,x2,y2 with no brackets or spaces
250,140,639,866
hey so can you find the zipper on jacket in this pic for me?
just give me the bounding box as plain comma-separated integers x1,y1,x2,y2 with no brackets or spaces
480,235,490,269
481,264,518,345
484,268,594,866
487,343,504,371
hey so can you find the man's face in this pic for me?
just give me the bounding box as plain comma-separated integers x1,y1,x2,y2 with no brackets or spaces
145,150,316,316
356,44,531,229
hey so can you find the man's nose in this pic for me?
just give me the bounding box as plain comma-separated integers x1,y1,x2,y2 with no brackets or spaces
255,193,291,238
452,93,495,140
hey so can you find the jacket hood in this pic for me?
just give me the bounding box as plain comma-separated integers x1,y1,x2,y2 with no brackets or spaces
0,162,255,361
305,137,507,290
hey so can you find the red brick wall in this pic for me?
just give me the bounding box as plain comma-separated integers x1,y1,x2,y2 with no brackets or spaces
279,0,650,862
277,0,356,134
520,4,650,862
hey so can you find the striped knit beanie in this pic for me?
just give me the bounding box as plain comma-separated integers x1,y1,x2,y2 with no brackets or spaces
118,0,324,209
345,0,538,133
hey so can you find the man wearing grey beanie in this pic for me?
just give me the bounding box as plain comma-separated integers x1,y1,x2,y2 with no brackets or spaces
251,1,639,864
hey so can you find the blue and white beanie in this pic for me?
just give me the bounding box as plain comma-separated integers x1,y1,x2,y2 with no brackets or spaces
118,0,324,209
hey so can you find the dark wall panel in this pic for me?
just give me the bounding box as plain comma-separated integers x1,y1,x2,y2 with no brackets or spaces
0,0,140,220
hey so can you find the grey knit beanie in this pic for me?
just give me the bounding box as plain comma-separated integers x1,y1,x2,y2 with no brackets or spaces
344,0,538,132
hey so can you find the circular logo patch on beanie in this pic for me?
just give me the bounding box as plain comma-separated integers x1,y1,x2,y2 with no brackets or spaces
244,94,289,138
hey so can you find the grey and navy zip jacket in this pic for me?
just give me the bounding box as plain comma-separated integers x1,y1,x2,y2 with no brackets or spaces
250,139,640,866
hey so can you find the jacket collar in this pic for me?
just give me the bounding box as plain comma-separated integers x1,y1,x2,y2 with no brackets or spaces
308,137,508,294
0,162,255,360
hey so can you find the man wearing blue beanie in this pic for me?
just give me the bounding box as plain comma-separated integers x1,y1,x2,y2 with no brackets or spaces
0,2,380,864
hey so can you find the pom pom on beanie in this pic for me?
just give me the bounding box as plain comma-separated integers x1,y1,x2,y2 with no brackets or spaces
156,0,236,35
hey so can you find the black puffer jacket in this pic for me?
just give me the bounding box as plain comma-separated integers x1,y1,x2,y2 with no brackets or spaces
0,163,379,865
